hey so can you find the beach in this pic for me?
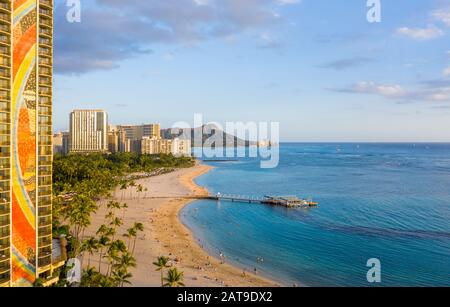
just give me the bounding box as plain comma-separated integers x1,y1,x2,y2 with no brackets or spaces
85,163,279,287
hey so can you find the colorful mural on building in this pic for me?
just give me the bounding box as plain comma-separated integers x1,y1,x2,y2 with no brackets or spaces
11,0,37,286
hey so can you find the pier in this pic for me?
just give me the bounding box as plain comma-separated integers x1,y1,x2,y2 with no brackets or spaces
206,194,318,208
137,195,318,208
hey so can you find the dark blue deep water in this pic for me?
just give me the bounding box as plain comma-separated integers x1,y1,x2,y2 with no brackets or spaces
180,144,450,286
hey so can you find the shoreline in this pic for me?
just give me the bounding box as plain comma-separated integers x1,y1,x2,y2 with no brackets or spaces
86,162,279,287
150,163,280,287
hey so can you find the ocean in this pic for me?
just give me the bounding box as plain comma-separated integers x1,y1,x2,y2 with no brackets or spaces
180,143,450,287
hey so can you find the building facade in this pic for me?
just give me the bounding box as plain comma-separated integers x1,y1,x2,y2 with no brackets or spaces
140,137,191,157
117,124,161,153
107,126,121,153
171,138,192,157
0,0,62,288
69,110,108,153
53,131,69,155
53,132,63,154
140,137,160,155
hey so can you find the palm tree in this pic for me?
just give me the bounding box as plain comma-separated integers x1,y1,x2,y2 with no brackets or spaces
105,211,114,222
128,181,136,199
81,267,100,287
81,237,99,268
112,269,133,287
121,203,129,220
107,201,121,215
131,222,144,255
163,267,185,287
123,227,137,251
153,256,171,287
120,182,128,201
105,240,127,277
142,187,148,199
136,184,144,202
113,252,137,273
110,217,123,230
97,235,110,273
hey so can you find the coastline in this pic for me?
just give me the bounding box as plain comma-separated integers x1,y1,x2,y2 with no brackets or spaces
86,162,279,287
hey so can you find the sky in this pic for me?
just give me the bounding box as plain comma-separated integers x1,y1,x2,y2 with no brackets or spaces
54,0,450,142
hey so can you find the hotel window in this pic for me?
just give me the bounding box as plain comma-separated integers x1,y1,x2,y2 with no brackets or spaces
0,79,8,88
0,273,10,283
0,183,8,196
0,147,9,158
0,225,9,238
0,204,8,216
0,190,8,201
0,215,8,225
0,112,9,122
0,68,8,77
0,135,8,146
39,176,51,186
0,237,8,249
38,196,52,207
0,90,8,100
38,236,52,247
38,225,52,235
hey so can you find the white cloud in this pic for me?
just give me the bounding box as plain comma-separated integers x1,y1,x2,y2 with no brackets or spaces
333,81,450,103
396,26,444,40
56,0,301,74
431,8,450,26
277,0,301,5
347,81,406,98
444,67,450,77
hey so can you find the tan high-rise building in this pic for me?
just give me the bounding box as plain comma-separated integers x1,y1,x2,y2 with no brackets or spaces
108,126,121,153
140,137,161,155
69,110,108,153
117,124,161,153
0,0,64,288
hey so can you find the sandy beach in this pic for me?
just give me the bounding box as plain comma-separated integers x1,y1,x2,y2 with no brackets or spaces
85,163,279,287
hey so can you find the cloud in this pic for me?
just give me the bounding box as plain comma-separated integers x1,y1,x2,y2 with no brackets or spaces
318,57,374,71
257,33,283,49
444,67,450,77
276,0,301,5
333,81,406,98
55,0,300,75
396,26,444,40
332,81,450,103
431,8,450,27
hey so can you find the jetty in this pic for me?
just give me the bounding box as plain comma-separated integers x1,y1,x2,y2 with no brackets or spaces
206,194,318,208
139,195,318,208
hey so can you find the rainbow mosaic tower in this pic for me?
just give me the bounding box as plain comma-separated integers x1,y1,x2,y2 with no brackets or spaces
0,0,56,287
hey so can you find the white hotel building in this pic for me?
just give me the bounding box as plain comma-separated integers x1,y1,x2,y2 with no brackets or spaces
69,110,109,153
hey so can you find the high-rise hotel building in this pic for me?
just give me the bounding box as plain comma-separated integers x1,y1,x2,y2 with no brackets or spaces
0,0,59,287
69,110,108,153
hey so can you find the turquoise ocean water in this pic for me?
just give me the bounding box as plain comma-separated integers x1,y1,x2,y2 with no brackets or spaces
180,143,450,287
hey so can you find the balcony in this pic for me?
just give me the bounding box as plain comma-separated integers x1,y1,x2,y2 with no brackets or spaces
40,0,53,8
0,2,10,11
38,226,52,237
39,17,52,28
0,13,10,25
38,254,52,267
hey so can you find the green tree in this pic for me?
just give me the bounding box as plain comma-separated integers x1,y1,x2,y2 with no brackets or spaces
153,256,171,287
163,267,185,287
112,269,133,287
131,222,144,255
81,237,99,268
136,184,144,202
